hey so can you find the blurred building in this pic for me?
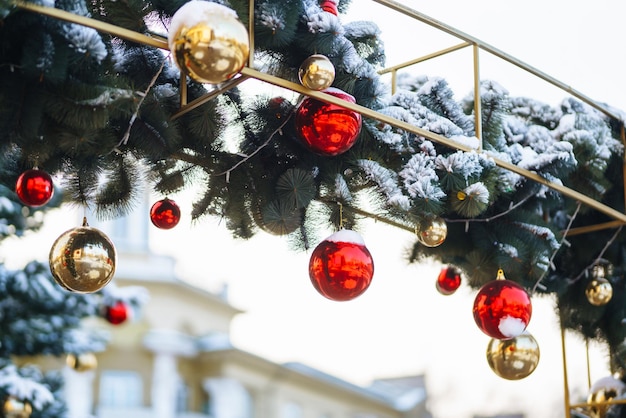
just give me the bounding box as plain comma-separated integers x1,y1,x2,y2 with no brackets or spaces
61,202,432,418
473,415,525,418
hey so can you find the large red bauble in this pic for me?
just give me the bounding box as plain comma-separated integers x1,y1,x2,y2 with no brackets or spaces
105,301,129,325
473,272,532,340
308,229,374,301
150,198,181,229
15,169,54,207
436,266,462,295
295,87,362,156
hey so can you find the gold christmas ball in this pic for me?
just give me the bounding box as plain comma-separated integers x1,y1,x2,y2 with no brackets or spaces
417,217,447,247
298,54,335,91
66,353,98,372
587,376,626,418
586,277,613,306
49,218,116,293
486,331,540,380
168,1,250,84
3,396,32,418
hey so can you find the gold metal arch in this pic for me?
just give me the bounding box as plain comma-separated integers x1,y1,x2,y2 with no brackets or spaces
13,1,626,415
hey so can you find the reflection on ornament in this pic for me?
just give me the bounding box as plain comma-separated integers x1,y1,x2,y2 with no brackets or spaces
3,396,32,418
309,229,374,301
436,266,462,295
473,269,532,340
586,277,613,306
105,301,129,325
49,218,116,293
150,198,181,229
417,217,447,247
168,1,249,84
66,352,98,372
486,331,540,380
587,376,626,418
295,87,362,156
299,54,335,91
15,168,54,207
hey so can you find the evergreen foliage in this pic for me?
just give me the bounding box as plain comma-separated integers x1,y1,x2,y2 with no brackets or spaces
1,0,626,408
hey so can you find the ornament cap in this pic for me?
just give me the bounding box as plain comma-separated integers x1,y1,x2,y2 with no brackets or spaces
496,269,506,280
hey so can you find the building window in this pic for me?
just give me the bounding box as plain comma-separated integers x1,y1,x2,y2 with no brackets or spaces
282,401,303,418
99,371,143,408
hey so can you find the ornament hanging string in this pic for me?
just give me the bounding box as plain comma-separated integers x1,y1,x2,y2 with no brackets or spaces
339,202,344,228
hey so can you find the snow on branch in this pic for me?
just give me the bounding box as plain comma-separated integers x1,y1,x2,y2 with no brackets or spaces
0,365,54,410
334,174,353,202
399,153,445,202
356,159,411,210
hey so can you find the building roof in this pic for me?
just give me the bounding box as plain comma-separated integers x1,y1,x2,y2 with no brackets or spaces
199,342,427,412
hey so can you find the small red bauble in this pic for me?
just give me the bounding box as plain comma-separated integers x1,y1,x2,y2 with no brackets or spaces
308,229,374,301
150,198,181,229
105,301,129,325
436,266,462,295
295,87,362,156
15,168,54,207
473,269,532,340
320,0,338,15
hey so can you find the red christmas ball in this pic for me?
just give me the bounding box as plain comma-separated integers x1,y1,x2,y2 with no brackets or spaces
295,87,362,156
473,271,532,340
320,0,338,15
105,301,129,325
436,266,462,295
15,169,54,207
309,229,374,301
150,198,181,229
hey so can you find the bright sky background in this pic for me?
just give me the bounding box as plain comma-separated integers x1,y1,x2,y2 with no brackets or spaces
2,1,626,417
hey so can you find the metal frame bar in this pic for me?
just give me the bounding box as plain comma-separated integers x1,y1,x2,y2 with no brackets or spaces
371,0,621,121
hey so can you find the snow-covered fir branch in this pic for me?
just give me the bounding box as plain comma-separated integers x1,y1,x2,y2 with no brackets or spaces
356,159,410,210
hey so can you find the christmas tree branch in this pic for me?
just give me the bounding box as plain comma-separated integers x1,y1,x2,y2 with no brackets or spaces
318,199,416,234
444,192,534,225
113,55,169,151
216,107,297,183
16,1,168,49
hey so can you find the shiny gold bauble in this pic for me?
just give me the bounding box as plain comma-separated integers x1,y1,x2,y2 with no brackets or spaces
587,376,626,418
168,1,249,84
49,218,116,293
417,217,447,247
3,396,32,418
486,332,540,380
586,277,613,306
298,54,336,91
66,352,98,372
